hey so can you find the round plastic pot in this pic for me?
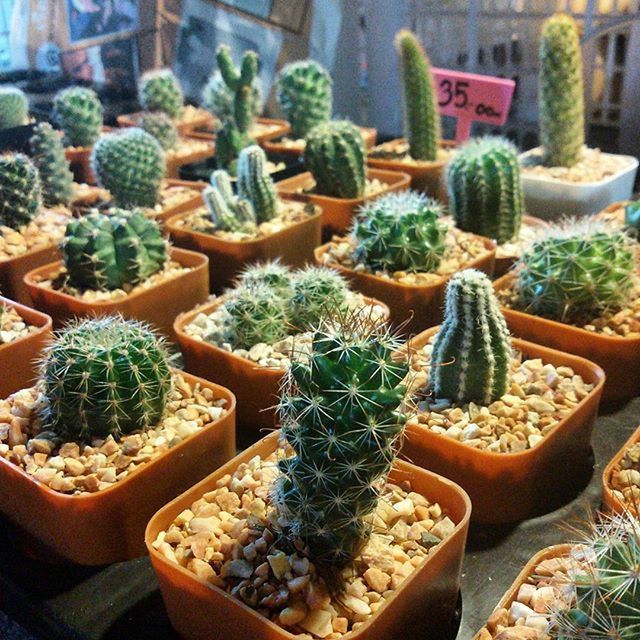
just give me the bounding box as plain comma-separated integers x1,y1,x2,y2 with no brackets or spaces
602,424,640,516
0,296,51,398
494,272,640,404
186,117,291,144
23,247,209,340
262,126,378,157
402,327,604,524
314,237,496,336
64,146,96,185
0,370,235,565
117,109,215,136
165,142,215,180
146,430,471,640
493,215,548,278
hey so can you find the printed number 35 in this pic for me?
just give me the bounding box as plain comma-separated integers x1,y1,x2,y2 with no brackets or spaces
439,80,469,108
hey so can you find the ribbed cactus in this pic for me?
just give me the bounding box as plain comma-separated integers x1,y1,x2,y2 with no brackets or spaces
430,269,512,404
353,191,447,273
395,30,441,162
38,316,173,441
29,122,74,207
52,87,104,148
138,69,184,119
139,112,178,151
304,120,365,199
236,145,277,223
201,70,263,120
539,13,585,168
625,202,640,233
237,260,292,296
91,128,166,208
203,170,256,233
0,86,28,129
276,60,332,139
0,153,42,230
62,209,166,291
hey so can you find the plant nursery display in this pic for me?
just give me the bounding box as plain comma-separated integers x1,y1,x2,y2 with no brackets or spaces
0,86,29,129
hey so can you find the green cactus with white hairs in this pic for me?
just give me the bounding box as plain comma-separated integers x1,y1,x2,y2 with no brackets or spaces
138,69,184,119
0,153,42,230
201,70,263,120
539,13,585,168
52,87,104,148
0,86,28,129
429,269,511,404
139,112,178,151
276,59,332,139
353,191,446,273
395,29,441,162
236,145,277,223
38,316,173,441
203,170,256,233
304,120,365,199
91,128,166,208
236,260,292,296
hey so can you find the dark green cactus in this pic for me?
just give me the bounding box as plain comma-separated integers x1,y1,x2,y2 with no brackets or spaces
0,153,42,230
236,145,277,223
138,69,184,119
201,70,263,120
0,86,28,129
203,170,256,233
52,87,104,148
236,260,292,296
139,112,178,151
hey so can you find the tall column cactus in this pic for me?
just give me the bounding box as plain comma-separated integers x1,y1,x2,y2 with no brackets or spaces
138,69,184,119
0,153,42,229
201,70,263,120
429,269,512,404
0,87,28,129
52,87,104,148
539,13,585,168
236,145,277,223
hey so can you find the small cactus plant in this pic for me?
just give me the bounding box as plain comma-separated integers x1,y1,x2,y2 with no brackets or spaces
52,87,104,148
139,112,178,151
539,13,585,168
203,171,256,233
304,120,365,199
138,69,184,119
236,145,277,223
38,316,173,441
625,201,640,233
353,191,447,273
0,86,28,129
201,70,263,120
0,153,42,230
236,259,292,296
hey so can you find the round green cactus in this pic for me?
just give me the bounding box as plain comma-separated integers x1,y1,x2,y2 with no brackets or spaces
138,69,184,119
0,153,42,230
236,145,277,223
236,260,292,296
0,86,28,129
139,112,178,151
52,87,104,148
201,70,263,120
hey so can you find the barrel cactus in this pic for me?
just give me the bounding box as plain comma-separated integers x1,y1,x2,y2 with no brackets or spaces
52,87,104,148
0,86,28,129
139,112,178,151
203,170,256,233
138,69,184,119
0,153,42,230
201,70,263,120
236,145,277,223
236,260,292,296
30,122,74,207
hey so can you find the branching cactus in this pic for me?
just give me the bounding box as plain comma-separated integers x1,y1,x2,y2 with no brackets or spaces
273,310,409,566
203,170,256,233
0,153,42,229
52,87,104,148
429,269,512,404
353,191,446,273
139,112,178,151
446,136,524,245
539,13,585,168
395,29,441,162
276,59,332,139
201,70,263,120
138,69,184,119
38,316,173,441
30,122,74,207
0,86,28,129
236,260,292,296
236,145,277,223
304,120,365,199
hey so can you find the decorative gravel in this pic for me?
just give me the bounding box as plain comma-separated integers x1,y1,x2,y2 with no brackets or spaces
166,137,212,160
609,440,640,509
0,305,37,344
149,182,202,217
368,140,455,165
250,121,286,139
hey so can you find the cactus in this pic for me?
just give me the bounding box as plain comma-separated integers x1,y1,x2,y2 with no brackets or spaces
52,87,103,148
236,260,292,296
91,128,166,208
138,69,184,119
276,60,332,139
201,70,263,120
0,153,42,230
203,170,256,233
29,122,74,207
62,209,166,291
539,13,585,168
304,120,365,199
353,191,447,273
139,112,178,151
0,86,28,129
625,201,640,233
38,316,173,441
395,30,441,162
446,136,524,245
236,145,277,223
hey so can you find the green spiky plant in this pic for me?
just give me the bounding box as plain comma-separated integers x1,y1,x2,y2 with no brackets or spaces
91,128,166,208
395,29,441,162
446,136,524,245
539,13,585,168
203,172,255,233
304,120,365,199
52,87,104,148
0,153,42,230
138,69,184,119
352,191,447,273
0,86,28,129
201,70,263,120
139,112,178,151
625,202,640,234
38,316,173,441
236,259,292,296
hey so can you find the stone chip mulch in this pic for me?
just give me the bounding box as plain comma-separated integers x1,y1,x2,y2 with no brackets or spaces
368,140,455,165
0,305,38,344
609,441,640,508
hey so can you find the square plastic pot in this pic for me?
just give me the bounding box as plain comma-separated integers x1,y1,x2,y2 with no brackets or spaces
402,327,604,524
117,109,215,136
0,370,236,565
262,126,378,157
602,424,640,516
152,179,208,227
165,142,215,180
146,430,471,640
186,117,291,144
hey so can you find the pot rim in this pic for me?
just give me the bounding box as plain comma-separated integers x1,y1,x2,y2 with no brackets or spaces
367,138,456,169
0,295,52,354
602,424,640,514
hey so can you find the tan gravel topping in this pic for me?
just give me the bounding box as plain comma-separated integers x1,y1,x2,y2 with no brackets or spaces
368,140,455,165
0,305,38,344
150,182,202,216
153,450,456,639
0,373,228,495
610,441,640,509
250,121,286,139
166,137,211,160
178,105,213,126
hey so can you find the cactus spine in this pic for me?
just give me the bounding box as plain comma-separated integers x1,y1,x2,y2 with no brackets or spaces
139,112,178,151
0,153,42,229
0,86,28,129
52,87,103,148
203,170,256,233
201,70,263,120
236,260,292,296
236,145,277,223
138,69,184,119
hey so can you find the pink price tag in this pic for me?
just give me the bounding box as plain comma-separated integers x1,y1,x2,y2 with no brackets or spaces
432,67,516,143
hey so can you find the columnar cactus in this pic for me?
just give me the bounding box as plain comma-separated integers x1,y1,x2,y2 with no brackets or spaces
0,153,42,229
395,30,441,162
29,122,74,207
276,60,332,139
353,191,447,273
236,145,277,223
430,269,512,404
203,170,256,233
236,260,292,296
0,86,28,129
38,316,173,441
539,13,585,168
304,120,365,199
52,87,104,148
91,128,166,208
201,70,263,120
139,112,178,151
138,69,184,119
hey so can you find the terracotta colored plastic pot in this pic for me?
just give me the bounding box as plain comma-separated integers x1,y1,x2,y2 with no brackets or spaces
0,296,52,398
276,169,411,238
0,370,235,565
314,237,496,336
166,198,322,293
24,247,209,340
146,430,471,640
402,327,604,524
493,215,548,278
186,117,291,144
165,141,215,180
65,146,95,185
117,109,215,136
494,272,640,404
262,126,378,157
151,179,208,227
602,425,640,516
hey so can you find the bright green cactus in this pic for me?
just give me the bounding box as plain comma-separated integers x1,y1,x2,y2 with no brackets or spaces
0,153,42,230
304,120,365,199
203,170,256,233
52,87,104,148
236,145,277,223
539,13,585,168
236,260,292,296
276,60,332,139
0,86,28,129
138,69,184,119
91,128,166,208
353,191,447,274
201,70,263,120
139,112,178,151
38,316,173,441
